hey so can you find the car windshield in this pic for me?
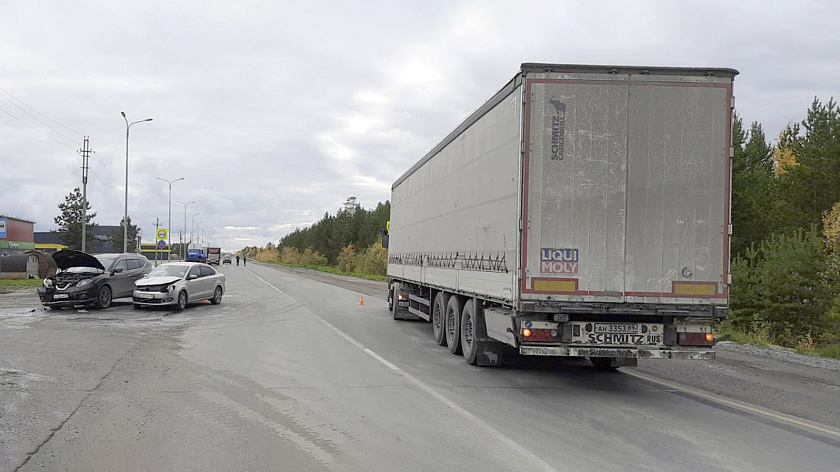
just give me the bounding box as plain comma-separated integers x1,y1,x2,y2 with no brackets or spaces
148,265,189,278
95,254,117,270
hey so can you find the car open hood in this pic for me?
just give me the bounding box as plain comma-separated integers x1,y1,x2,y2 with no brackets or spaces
136,275,181,287
51,249,106,271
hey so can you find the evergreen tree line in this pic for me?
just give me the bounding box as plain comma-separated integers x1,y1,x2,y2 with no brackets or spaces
274,201,390,267
730,98,840,347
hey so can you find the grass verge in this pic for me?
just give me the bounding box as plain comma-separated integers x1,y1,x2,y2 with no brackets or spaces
795,343,840,359
0,278,42,293
716,321,840,359
262,261,387,282
714,323,774,348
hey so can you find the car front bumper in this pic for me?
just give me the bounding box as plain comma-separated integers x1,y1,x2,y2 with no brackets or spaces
37,286,98,308
132,290,177,306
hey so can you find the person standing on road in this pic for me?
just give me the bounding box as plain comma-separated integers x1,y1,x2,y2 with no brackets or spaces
236,254,240,266
243,254,247,266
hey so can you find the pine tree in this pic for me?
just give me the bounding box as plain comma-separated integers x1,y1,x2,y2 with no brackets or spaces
774,98,840,232
53,187,97,251
109,216,141,253
730,115,775,256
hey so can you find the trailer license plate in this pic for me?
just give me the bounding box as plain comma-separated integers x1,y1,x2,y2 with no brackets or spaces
594,323,638,334
53,294,69,300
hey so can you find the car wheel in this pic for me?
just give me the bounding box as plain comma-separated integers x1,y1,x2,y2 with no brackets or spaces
94,285,112,310
176,291,187,311
210,286,223,305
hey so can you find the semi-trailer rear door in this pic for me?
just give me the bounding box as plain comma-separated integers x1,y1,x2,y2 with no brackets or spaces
520,68,733,307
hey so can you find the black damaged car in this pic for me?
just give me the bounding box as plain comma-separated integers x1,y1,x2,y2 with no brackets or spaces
37,250,152,309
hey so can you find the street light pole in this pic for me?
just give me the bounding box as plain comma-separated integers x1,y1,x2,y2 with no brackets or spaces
157,177,184,261
121,112,153,253
176,200,195,261
191,214,201,248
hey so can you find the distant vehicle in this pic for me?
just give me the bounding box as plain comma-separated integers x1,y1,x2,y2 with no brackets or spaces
186,248,206,263
133,262,225,311
37,250,152,310
207,247,221,265
222,253,232,264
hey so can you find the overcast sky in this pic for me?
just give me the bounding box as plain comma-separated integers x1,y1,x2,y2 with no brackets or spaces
2,1,838,252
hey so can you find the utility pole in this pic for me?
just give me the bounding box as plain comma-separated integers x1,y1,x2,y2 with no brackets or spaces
78,136,93,252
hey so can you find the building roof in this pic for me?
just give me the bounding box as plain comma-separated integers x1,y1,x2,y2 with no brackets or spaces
0,214,36,224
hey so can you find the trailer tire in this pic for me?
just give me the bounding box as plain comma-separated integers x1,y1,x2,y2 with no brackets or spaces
461,299,479,364
445,295,462,354
431,291,448,346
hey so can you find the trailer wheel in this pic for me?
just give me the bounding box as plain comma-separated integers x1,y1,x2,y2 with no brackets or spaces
461,299,479,364
431,292,448,346
445,296,462,354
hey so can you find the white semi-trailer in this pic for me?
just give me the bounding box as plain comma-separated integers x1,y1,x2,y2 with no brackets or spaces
387,63,737,369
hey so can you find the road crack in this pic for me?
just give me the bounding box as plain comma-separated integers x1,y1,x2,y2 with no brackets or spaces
13,339,144,472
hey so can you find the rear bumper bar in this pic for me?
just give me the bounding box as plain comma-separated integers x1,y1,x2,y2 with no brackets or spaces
519,346,715,359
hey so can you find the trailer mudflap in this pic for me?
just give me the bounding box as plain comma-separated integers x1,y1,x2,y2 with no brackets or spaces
519,346,715,360
475,340,507,366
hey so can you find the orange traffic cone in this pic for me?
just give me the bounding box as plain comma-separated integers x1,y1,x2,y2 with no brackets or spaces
358,296,364,305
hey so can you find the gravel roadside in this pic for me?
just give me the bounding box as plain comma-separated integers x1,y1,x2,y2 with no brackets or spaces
715,340,840,372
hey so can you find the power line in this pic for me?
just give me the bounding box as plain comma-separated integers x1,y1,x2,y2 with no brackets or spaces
0,104,76,149
0,87,84,138
89,154,159,226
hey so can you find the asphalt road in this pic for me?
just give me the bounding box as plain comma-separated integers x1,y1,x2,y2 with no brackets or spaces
1,263,839,471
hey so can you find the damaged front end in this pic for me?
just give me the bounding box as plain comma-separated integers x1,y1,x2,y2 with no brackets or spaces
37,250,106,309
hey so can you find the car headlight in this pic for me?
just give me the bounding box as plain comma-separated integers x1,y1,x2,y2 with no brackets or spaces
43,278,53,287
77,279,94,288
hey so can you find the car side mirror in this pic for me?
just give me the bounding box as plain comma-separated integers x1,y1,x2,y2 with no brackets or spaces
188,274,198,280
114,267,124,274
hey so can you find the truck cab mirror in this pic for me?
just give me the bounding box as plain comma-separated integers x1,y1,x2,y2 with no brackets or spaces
380,229,389,249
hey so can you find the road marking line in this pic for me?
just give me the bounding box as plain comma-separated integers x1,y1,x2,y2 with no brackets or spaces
246,267,562,472
624,370,840,440
244,269,289,297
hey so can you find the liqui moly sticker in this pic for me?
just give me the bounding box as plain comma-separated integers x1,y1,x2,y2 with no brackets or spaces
540,248,579,274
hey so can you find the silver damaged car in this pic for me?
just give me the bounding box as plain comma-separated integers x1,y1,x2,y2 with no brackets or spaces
133,262,225,310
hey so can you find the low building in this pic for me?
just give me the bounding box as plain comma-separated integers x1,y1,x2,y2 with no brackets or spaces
0,215,36,255
34,225,124,254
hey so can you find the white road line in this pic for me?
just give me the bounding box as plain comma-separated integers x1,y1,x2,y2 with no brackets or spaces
624,370,840,440
245,266,561,472
244,268,289,297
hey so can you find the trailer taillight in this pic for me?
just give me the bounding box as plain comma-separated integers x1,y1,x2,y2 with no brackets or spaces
521,328,558,342
678,332,714,346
